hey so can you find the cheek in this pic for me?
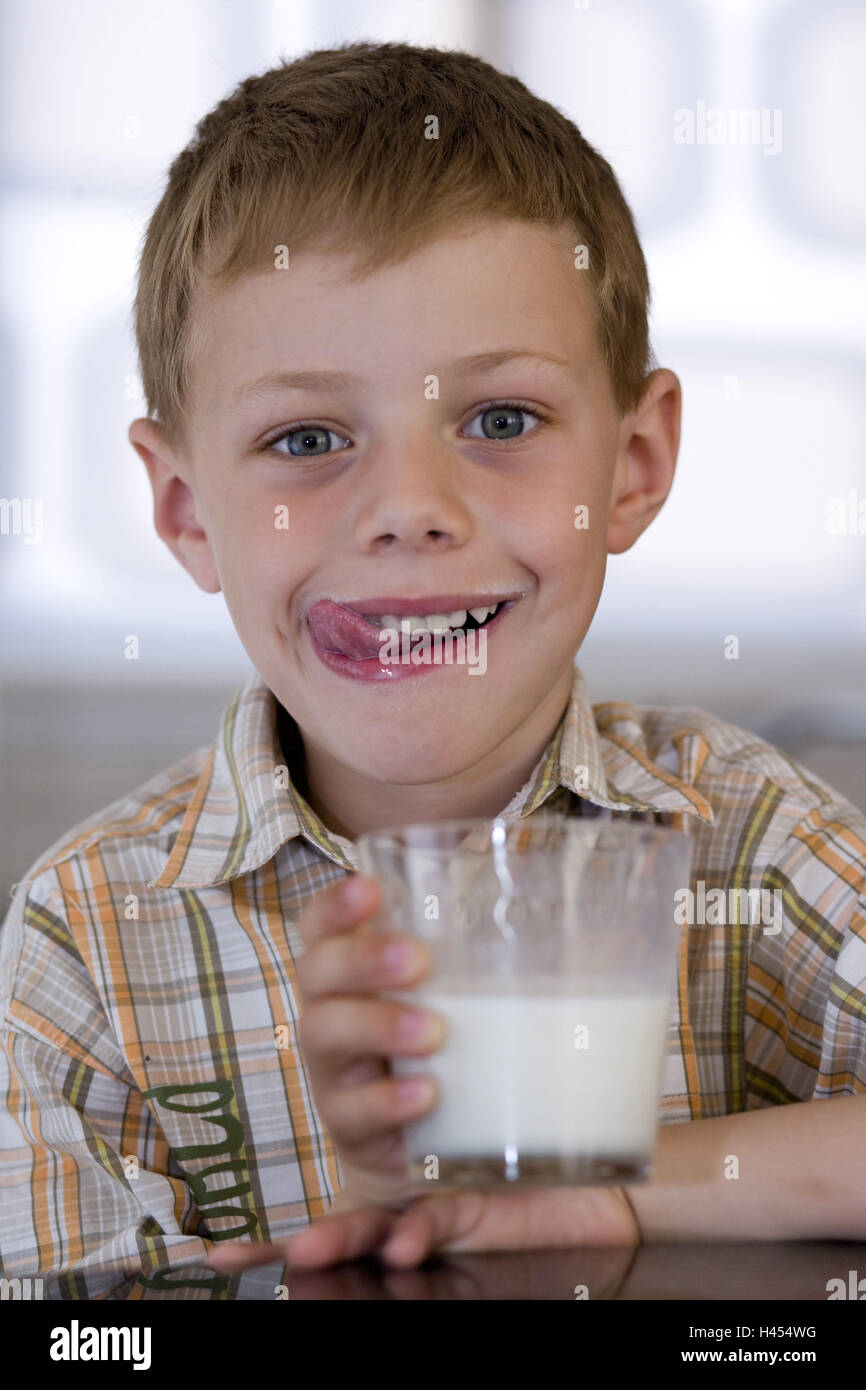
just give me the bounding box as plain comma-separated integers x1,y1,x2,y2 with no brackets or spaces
513,492,608,579
506,438,612,545
215,491,305,582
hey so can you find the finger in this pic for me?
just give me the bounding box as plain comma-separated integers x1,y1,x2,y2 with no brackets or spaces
297,928,432,1000
206,1239,289,1273
298,996,446,1076
379,1203,443,1268
379,1190,487,1267
313,1070,439,1148
298,875,381,947
284,1205,398,1269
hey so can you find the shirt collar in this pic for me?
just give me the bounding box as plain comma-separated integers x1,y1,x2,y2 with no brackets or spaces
532,667,715,822
149,665,713,890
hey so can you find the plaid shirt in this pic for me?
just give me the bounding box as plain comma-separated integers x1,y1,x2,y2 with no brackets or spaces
2,665,865,1298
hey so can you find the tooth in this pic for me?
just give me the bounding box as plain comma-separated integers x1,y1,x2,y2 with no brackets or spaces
405,615,429,633
445,610,467,628
468,605,492,624
424,613,451,632
379,615,401,629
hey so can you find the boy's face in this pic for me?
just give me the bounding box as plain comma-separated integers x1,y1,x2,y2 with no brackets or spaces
131,217,679,828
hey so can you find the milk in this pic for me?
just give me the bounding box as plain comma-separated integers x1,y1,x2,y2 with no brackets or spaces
392,993,672,1179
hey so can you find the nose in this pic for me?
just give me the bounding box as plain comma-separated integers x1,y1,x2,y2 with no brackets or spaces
351,433,474,551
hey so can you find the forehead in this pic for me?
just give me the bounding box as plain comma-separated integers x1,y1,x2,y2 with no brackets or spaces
188,217,600,405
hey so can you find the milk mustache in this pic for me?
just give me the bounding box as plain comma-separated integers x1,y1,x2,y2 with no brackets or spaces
392,989,672,1181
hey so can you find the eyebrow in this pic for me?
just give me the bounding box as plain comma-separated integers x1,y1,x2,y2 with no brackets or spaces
229,349,571,406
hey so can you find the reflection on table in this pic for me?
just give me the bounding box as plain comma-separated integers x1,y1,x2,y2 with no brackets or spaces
37,1241,866,1301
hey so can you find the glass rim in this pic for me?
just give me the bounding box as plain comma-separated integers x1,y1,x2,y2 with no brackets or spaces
357,813,690,854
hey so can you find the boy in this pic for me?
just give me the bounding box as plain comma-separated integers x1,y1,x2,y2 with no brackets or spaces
1,40,864,1296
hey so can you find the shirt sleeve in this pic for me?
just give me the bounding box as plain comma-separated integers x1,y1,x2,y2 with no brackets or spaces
744,796,866,1106
0,870,221,1296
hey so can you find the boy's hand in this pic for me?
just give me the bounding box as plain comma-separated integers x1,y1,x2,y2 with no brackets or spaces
207,1183,640,1272
286,873,446,1208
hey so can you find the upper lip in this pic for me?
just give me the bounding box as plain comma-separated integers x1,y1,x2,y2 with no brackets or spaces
303,589,528,619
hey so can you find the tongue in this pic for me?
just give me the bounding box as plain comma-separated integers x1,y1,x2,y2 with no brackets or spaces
307,599,387,659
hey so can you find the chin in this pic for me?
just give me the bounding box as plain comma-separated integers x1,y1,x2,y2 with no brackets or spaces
358,745,476,787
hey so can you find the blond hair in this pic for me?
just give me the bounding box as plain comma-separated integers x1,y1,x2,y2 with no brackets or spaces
132,39,652,450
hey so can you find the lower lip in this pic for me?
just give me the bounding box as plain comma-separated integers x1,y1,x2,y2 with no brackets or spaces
307,601,516,683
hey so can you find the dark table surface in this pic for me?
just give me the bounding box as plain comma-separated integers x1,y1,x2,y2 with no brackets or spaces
37,1240,866,1300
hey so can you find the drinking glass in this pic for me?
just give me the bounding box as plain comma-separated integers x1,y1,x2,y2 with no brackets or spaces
357,815,692,1188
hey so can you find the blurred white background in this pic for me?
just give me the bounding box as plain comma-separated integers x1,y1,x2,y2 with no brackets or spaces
1,0,864,903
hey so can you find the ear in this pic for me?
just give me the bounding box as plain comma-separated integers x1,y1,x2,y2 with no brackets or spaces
606,368,681,556
128,418,222,594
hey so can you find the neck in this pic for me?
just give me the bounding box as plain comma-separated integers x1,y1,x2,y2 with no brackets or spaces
286,670,575,841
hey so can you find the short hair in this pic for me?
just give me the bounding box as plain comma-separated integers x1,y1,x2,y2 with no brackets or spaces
132,39,652,451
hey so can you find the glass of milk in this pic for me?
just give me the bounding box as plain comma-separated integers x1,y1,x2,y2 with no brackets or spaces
356,815,692,1189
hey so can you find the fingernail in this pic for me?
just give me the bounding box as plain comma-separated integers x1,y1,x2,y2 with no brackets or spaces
382,939,422,978
396,1076,435,1108
342,877,370,911
382,1234,416,1265
396,1009,443,1044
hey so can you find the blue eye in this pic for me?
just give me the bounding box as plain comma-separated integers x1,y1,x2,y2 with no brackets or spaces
463,401,545,441
268,425,349,457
